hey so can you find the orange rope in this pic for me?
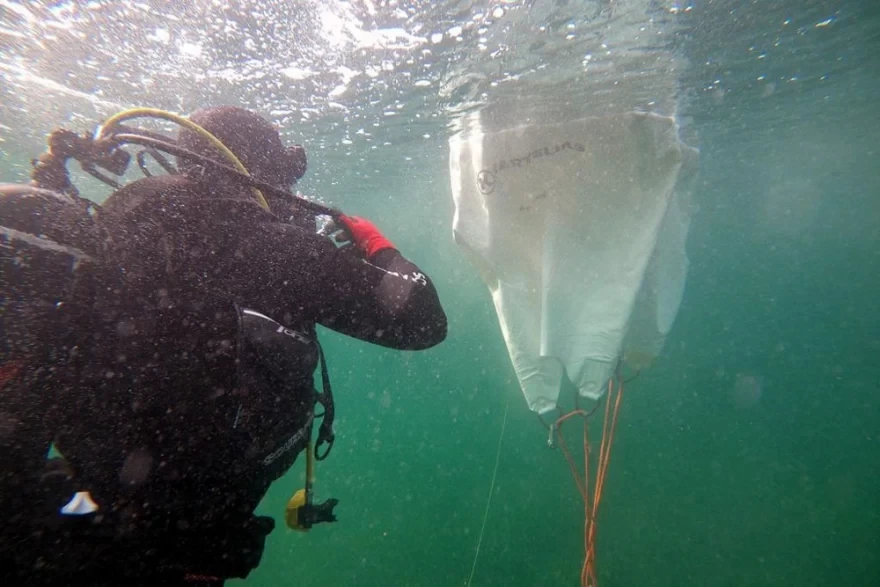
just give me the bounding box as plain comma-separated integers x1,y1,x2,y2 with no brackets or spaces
554,376,626,587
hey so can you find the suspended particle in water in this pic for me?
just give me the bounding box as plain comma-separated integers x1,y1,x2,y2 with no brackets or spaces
731,372,764,409
119,447,154,486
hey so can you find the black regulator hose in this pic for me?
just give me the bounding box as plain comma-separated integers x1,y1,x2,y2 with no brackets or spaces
111,133,341,220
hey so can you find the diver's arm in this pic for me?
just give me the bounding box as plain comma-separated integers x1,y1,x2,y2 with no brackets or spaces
252,221,447,350
103,185,447,351
315,245,448,350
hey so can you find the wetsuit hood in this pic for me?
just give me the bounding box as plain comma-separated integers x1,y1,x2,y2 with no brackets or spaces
176,106,307,192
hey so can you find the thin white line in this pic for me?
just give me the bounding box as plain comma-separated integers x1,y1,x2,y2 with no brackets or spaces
241,308,274,321
466,398,509,587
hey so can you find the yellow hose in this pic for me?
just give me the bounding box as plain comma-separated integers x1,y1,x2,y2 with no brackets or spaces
96,107,269,211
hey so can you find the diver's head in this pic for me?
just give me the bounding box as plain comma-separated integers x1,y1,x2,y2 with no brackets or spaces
176,106,307,194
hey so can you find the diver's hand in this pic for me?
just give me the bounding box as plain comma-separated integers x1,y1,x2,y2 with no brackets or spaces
337,215,395,259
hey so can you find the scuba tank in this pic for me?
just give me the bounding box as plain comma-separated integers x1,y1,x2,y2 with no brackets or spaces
0,184,98,366
2,126,117,367
0,183,99,549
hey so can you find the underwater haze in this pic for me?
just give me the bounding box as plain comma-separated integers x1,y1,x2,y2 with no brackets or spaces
1,1,878,586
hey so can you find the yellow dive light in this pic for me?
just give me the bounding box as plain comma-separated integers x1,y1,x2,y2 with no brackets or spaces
285,441,338,532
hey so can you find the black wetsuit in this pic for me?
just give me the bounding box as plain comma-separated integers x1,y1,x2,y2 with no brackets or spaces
0,175,447,585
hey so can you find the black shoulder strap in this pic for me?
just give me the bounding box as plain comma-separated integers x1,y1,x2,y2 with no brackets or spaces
314,342,335,460
234,305,336,461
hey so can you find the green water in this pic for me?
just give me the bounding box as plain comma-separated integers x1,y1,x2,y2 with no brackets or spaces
240,107,879,586
243,6,880,585
2,1,878,585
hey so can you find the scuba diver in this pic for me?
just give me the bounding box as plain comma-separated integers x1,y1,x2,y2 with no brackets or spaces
0,106,447,585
